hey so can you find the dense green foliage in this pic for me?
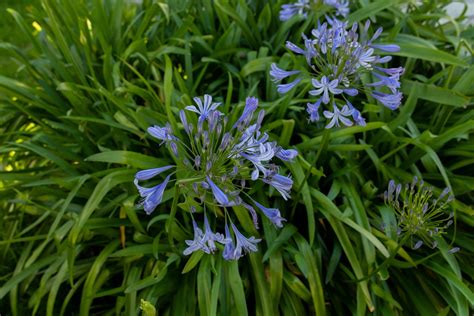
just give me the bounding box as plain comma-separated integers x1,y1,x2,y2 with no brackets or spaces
0,0,473,315
0,0,33,77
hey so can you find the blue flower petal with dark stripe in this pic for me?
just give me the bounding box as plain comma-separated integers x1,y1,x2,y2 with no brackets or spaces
270,63,301,82
253,201,286,228
148,124,176,144
230,223,261,259
277,77,302,94
372,91,402,110
263,174,293,200
222,224,237,260
275,147,298,161
135,165,174,181
134,174,172,215
206,176,230,206
202,215,231,253
183,219,209,256
185,94,222,123
233,97,259,129
370,44,400,52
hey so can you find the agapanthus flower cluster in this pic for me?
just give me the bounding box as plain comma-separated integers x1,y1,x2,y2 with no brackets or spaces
270,18,404,128
280,0,349,21
384,177,459,253
134,95,297,260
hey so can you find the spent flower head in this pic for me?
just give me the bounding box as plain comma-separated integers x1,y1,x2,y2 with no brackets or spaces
279,0,349,21
270,18,404,128
134,95,297,260
384,177,457,251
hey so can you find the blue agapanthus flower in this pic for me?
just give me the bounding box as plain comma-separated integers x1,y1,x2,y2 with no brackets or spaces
279,0,349,21
134,95,297,260
270,18,404,128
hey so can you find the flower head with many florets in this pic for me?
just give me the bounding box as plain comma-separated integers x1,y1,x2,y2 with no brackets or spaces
271,18,404,128
279,0,349,21
134,95,297,260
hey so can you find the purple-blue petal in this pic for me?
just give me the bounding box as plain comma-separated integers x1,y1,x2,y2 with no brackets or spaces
277,77,302,94
222,224,237,260
343,88,358,96
269,63,301,82
276,148,298,161
286,41,305,55
142,174,172,215
135,165,174,181
253,201,286,228
206,176,230,206
233,96,259,129
370,44,400,52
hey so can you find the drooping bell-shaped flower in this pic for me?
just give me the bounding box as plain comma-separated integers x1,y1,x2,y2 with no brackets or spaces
183,219,209,256
135,174,172,215
229,223,261,259
254,201,286,228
